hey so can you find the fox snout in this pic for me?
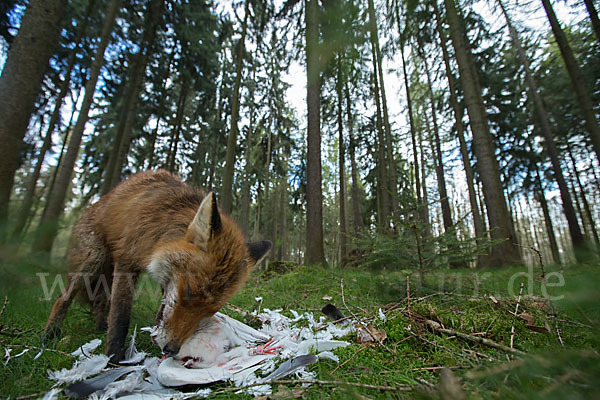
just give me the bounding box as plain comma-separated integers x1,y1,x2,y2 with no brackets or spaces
162,341,181,357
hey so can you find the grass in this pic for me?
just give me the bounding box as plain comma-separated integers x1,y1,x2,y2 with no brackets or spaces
0,254,599,399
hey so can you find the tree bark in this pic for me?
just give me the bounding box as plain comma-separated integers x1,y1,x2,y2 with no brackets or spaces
419,111,431,236
433,1,486,261
367,0,398,219
345,81,363,235
394,6,421,216
222,0,250,214
0,0,67,237
566,142,599,244
336,54,347,265
535,168,560,264
166,79,190,173
541,0,600,164
240,76,255,235
498,0,585,252
369,33,390,227
102,0,163,193
583,0,600,44
12,0,95,239
444,0,521,266
305,0,326,265
33,0,121,253
418,43,454,233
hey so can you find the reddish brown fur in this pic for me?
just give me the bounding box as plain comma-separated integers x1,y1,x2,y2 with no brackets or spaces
44,170,269,361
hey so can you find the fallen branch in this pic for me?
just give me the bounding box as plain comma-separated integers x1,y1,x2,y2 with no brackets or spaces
510,282,524,350
219,379,413,394
411,366,460,372
425,320,526,356
0,296,7,319
3,344,76,359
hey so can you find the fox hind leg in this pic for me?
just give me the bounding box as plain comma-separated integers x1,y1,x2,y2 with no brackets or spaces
91,263,114,331
105,267,139,362
44,272,82,339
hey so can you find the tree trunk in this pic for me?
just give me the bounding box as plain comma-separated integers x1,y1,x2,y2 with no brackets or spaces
498,0,585,252
535,168,560,264
345,81,363,235
541,0,600,164
0,0,67,236
45,84,84,205
583,0,600,44
278,162,288,260
166,79,190,173
147,49,176,170
336,54,347,266
433,1,486,261
305,0,326,265
102,0,163,193
207,76,225,191
221,0,250,214
369,34,390,227
12,0,95,239
33,0,121,253
419,112,431,236
566,142,599,244
395,8,421,214
240,76,255,235
418,43,454,233
444,0,521,266
367,0,398,219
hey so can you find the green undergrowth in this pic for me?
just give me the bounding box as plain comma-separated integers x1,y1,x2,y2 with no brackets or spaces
0,256,598,399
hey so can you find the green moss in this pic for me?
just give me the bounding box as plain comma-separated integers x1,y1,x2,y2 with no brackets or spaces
0,257,598,398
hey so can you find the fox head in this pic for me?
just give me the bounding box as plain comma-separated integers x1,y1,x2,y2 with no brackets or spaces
147,192,271,355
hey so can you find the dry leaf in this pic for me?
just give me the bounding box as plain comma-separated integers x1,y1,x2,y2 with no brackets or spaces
489,295,499,304
519,313,535,325
322,296,332,301
356,323,387,344
525,324,550,333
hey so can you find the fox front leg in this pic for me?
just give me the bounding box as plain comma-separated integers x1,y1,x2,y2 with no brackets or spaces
105,268,139,362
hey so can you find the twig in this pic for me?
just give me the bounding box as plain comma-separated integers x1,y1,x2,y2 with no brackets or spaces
14,391,43,400
331,345,367,373
411,366,459,372
406,275,411,312
415,377,435,388
425,320,526,356
514,243,545,279
557,318,592,329
340,279,357,320
218,379,413,393
510,282,524,350
3,344,75,359
417,335,492,362
0,296,7,319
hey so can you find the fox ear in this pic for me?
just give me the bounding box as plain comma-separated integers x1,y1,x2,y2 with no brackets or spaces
248,240,272,264
188,192,222,247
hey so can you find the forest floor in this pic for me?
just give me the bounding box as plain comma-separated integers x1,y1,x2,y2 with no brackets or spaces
0,255,599,399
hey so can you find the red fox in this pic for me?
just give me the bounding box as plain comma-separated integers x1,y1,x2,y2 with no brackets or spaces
44,170,271,361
